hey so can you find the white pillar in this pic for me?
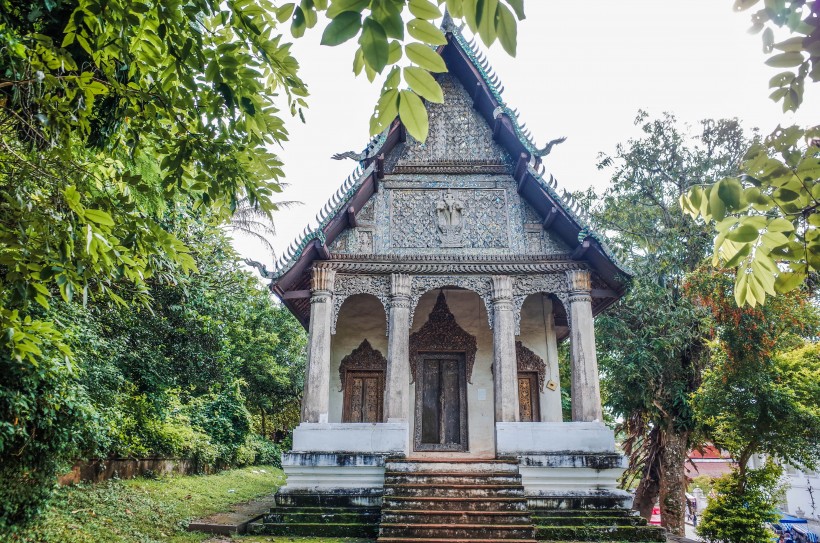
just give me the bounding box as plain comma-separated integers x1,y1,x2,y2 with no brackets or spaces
301,267,335,423
566,270,603,422
491,275,519,422
541,296,563,422
384,273,411,422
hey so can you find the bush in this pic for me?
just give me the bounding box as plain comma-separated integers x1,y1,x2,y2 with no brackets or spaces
697,463,783,543
235,434,281,468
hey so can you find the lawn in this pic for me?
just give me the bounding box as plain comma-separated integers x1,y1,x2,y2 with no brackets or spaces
13,465,285,543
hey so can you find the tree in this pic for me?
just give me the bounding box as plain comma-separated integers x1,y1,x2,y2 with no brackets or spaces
697,462,784,543
680,126,820,306
735,0,820,113
585,112,750,534
688,269,820,474
677,1,820,305
1,0,520,528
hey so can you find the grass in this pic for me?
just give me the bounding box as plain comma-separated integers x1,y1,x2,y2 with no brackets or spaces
13,465,285,543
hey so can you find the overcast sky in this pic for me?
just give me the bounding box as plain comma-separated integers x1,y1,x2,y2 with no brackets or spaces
232,0,818,268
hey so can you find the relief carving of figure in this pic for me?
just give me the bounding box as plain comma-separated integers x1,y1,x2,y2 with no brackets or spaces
436,189,464,248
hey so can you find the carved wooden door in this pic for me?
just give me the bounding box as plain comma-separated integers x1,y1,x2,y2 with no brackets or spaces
342,370,384,423
414,353,468,452
518,371,541,422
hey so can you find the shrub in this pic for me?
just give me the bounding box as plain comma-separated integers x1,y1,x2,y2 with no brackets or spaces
697,463,783,543
235,434,281,468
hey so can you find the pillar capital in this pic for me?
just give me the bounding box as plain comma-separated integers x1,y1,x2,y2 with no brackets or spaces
491,275,514,305
565,269,591,293
311,267,336,294
390,273,412,303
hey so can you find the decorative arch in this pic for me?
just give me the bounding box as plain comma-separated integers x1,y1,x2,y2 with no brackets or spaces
516,341,547,391
410,275,492,329
409,291,478,383
331,275,390,335
338,339,387,392
512,273,572,335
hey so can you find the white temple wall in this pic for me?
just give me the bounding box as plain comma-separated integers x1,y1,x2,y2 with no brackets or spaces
329,294,388,423
409,289,496,458
518,294,564,423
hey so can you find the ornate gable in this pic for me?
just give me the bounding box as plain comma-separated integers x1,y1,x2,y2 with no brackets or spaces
409,292,477,383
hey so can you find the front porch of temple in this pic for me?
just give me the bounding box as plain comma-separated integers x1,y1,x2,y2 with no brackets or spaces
253,16,664,543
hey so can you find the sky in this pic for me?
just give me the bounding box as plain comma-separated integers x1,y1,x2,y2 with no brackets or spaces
232,0,818,268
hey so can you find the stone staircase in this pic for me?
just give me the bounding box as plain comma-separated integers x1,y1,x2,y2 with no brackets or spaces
530,508,666,542
378,458,538,543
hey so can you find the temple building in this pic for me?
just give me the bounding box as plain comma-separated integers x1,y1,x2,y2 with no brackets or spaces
255,18,664,543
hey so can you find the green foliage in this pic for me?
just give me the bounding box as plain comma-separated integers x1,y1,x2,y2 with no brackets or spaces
733,0,820,113
279,0,526,140
681,125,820,306
581,113,753,530
688,269,820,469
697,463,783,543
14,465,284,543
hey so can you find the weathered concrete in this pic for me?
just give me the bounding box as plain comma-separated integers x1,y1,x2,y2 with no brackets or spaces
566,270,603,423
495,421,616,454
302,267,335,423
291,422,408,455
385,274,411,422
491,275,519,423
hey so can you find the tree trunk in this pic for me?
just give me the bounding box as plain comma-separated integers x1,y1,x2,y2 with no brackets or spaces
633,454,661,520
659,426,689,536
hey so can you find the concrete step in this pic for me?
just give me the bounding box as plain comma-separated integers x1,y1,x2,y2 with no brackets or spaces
385,483,525,498
385,471,522,485
258,521,379,537
532,514,646,527
382,509,532,525
270,510,381,524
380,522,534,539
534,525,667,542
529,509,637,517
386,459,520,474
383,495,529,512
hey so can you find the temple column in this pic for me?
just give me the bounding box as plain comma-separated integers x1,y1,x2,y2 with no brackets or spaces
491,275,519,422
542,296,563,422
566,270,603,422
301,267,335,423
384,273,411,422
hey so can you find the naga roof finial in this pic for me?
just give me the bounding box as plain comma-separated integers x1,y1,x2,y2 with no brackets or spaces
534,136,567,157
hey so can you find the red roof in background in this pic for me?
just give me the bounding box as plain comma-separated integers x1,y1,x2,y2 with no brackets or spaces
686,461,734,478
689,446,732,460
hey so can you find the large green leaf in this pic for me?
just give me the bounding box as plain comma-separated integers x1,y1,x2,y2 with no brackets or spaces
360,19,389,73
320,12,362,46
404,66,444,103
327,0,369,18
477,0,498,46
727,224,760,243
765,51,805,68
398,89,429,141
405,43,447,72
495,3,517,56
407,18,447,45
408,0,442,20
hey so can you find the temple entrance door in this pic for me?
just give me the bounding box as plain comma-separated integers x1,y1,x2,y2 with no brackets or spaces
414,353,468,452
518,371,541,422
342,370,384,423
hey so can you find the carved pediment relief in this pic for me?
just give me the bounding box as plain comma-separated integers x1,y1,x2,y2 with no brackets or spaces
409,292,477,383
516,341,547,392
338,339,387,391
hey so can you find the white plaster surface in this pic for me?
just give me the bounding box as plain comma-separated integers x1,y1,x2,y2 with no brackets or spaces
518,294,563,422
329,294,389,423
495,421,616,454
518,465,627,493
291,422,409,454
281,464,386,490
